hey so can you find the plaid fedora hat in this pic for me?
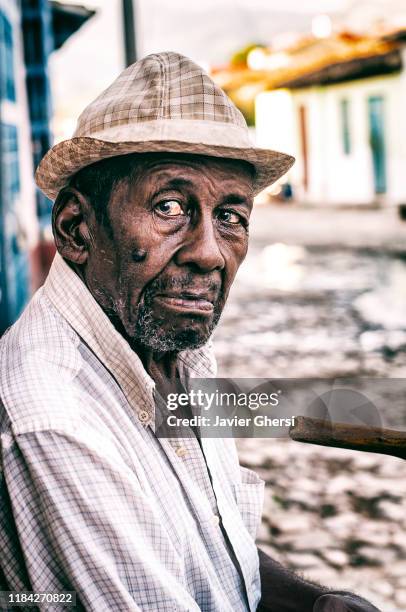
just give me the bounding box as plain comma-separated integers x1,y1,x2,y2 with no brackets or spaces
35,51,295,200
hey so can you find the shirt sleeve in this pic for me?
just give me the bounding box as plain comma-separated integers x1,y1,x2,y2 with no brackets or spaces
1,425,201,612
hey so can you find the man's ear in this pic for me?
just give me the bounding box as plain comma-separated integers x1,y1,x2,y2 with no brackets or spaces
52,186,94,265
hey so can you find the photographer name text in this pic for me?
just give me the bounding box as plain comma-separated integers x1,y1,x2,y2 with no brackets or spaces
166,414,296,427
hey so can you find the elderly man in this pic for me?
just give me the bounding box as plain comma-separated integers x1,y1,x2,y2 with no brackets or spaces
0,53,379,611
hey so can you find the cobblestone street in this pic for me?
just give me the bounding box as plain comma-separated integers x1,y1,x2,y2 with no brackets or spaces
213,204,406,611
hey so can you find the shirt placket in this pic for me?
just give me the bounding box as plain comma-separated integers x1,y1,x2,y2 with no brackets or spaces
202,438,258,612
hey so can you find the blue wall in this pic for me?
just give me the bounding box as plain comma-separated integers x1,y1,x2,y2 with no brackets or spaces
0,5,29,332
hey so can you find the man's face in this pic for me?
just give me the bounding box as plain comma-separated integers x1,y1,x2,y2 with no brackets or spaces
84,153,254,352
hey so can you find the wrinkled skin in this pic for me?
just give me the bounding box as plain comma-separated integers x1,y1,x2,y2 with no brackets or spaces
53,153,254,381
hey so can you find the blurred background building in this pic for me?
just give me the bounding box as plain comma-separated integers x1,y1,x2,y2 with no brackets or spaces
213,27,406,206
0,0,93,332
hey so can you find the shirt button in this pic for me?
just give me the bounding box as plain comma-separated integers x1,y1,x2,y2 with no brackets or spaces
138,410,150,423
175,446,188,458
211,514,220,526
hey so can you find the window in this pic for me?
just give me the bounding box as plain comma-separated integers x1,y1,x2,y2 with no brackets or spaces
1,123,21,208
340,98,351,155
0,11,16,101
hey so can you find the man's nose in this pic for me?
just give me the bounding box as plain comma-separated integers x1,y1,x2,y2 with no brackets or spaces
174,216,225,272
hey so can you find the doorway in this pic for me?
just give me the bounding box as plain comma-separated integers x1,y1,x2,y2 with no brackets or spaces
368,96,387,194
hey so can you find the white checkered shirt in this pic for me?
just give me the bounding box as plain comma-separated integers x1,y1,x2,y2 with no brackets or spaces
0,253,264,611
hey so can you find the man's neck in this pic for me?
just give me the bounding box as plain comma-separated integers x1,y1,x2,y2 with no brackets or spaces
70,259,182,387
136,345,179,385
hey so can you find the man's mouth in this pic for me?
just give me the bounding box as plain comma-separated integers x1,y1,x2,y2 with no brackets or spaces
153,291,215,314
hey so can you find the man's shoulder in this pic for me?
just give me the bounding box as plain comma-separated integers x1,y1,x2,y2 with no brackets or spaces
0,287,82,373
0,289,84,434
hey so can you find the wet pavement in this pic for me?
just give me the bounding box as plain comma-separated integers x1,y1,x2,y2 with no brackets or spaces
213,204,406,611
215,205,406,380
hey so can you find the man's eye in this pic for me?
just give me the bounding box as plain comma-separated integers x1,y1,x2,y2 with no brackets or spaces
217,209,243,225
156,200,184,216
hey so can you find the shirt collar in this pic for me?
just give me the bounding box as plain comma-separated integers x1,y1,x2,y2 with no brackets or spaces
43,253,217,426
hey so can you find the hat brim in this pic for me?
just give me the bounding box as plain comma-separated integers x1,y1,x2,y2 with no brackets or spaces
35,136,295,201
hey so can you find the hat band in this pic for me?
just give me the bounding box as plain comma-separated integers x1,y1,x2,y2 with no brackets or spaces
75,118,254,149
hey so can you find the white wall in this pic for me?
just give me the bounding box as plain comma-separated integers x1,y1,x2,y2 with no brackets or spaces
255,89,297,191
255,70,406,205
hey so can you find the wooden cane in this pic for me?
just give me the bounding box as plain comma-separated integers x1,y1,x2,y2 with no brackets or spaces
289,416,406,460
